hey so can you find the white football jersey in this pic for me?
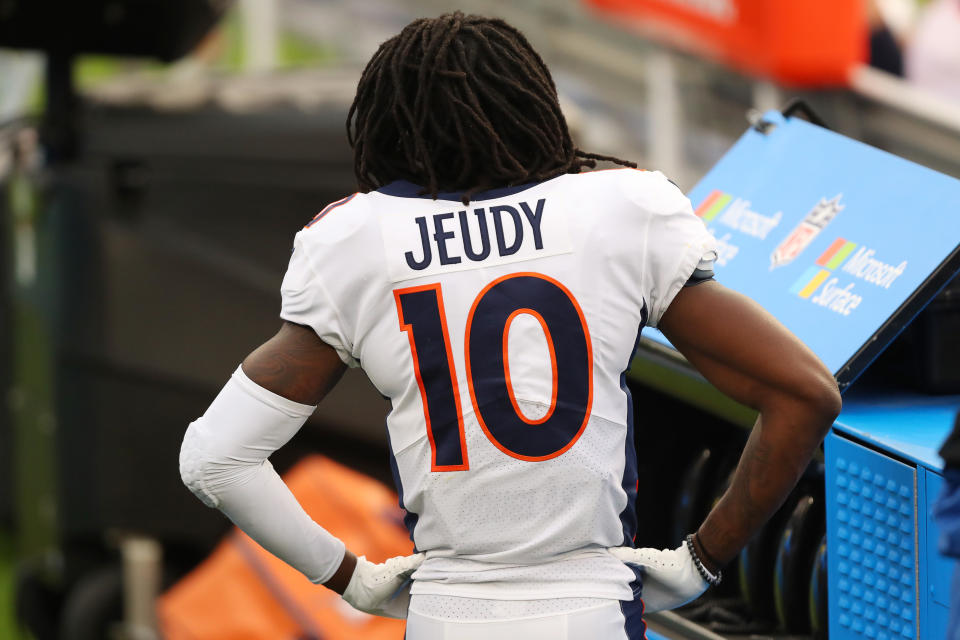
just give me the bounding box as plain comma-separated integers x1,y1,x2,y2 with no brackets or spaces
280,169,716,601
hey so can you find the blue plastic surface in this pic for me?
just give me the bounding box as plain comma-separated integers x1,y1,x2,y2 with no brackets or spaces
832,392,960,472
825,432,919,640
645,111,960,382
923,469,952,639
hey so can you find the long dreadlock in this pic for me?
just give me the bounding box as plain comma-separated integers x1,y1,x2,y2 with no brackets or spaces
347,11,636,204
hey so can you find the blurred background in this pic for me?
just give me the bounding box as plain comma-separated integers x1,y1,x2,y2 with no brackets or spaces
1,0,958,638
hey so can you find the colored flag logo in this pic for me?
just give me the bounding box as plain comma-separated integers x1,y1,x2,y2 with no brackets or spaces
789,237,858,298
816,238,858,270
694,190,733,222
790,266,831,299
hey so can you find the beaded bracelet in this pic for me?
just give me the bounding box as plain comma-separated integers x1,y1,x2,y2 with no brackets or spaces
685,534,722,587
694,531,722,569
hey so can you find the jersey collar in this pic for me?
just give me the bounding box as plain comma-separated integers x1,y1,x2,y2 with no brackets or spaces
376,179,541,202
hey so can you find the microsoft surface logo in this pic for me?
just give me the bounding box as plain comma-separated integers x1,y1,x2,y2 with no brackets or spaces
789,238,858,299
694,190,733,222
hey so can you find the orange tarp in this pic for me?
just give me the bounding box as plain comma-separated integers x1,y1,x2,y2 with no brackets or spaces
158,456,413,639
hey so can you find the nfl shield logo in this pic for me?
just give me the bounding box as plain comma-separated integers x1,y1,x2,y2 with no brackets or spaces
770,195,844,270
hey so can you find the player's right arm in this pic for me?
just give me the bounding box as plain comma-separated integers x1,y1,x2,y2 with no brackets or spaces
179,321,422,618
657,279,842,571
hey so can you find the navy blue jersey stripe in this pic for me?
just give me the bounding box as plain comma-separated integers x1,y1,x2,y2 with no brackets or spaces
618,301,647,545
385,423,420,551
620,565,648,640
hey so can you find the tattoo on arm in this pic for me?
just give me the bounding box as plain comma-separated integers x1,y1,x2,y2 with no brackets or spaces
243,322,348,406
696,415,813,567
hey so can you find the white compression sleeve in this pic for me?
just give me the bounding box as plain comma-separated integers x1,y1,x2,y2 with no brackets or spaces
179,366,346,584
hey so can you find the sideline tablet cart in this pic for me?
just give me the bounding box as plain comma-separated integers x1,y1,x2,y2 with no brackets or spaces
634,104,960,639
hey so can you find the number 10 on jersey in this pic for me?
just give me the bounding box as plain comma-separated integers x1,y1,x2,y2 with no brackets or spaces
394,273,593,472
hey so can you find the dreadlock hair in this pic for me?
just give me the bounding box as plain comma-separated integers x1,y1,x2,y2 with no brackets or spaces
347,11,637,204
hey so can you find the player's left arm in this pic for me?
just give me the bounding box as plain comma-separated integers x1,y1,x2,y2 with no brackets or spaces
179,321,421,618
658,280,841,567
611,281,840,612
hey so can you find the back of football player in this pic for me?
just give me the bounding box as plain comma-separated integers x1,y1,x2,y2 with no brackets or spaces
180,12,841,639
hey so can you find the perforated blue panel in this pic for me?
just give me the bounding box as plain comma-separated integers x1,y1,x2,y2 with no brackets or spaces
825,433,918,639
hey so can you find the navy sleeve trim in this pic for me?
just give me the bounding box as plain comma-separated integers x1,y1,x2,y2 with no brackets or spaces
684,268,715,287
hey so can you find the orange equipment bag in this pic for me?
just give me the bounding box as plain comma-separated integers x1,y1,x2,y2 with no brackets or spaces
158,456,413,640
584,0,867,87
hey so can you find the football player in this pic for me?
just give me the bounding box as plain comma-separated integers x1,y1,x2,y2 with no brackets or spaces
180,12,841,639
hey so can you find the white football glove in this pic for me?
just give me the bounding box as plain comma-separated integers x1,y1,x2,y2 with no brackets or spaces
609,544,709,613
342,553,424,619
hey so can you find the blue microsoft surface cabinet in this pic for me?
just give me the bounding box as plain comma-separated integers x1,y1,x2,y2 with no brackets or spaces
826,397,958,639
639,108,960,638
